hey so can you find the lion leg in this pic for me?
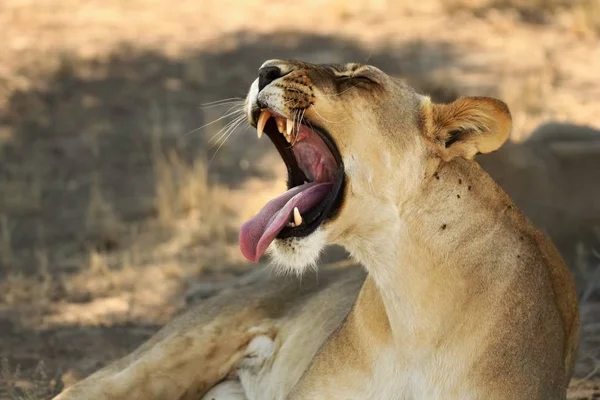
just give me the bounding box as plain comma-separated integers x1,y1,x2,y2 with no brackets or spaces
53,317,276,400
200,380,247,400
198,333,276,400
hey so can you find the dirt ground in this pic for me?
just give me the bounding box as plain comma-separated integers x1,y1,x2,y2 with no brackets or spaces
0,0,599,398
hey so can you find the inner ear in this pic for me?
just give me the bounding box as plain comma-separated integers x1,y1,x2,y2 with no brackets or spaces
445,129,464,148
422,96,512,160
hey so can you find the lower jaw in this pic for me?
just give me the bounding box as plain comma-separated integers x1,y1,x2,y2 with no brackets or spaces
278,173,345,240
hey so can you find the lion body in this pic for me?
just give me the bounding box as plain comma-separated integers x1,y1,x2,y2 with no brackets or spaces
54,60,579,400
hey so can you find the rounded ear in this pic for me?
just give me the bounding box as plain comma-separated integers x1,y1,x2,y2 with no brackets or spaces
420,96,512,160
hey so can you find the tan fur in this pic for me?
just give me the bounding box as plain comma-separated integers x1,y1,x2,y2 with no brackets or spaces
477,122,600,275
53,60,579,400
421,96,512,160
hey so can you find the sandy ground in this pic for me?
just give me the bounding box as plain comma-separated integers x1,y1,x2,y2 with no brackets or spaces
0,0,599,398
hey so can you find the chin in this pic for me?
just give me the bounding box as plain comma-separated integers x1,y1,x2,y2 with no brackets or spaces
267,229,328,276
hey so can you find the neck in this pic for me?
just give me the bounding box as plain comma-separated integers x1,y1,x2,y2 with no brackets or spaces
344,158,516,344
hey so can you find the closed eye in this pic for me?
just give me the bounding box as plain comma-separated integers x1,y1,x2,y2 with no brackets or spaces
336,74,378,89
355,75,377,84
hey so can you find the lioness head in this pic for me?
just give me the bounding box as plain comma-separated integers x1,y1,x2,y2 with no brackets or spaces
240,60,512,274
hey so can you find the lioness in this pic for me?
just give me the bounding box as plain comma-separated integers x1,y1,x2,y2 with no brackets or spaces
53,60,579,400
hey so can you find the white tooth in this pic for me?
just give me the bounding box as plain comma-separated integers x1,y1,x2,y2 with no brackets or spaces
288,222,296,227
286,119,294,137
276,119,286,134
293,207,302,226
257,110,270,139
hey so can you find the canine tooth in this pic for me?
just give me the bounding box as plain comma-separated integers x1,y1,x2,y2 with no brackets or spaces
257,110,270,139
276,119,286,134
286,118,293,137
293,207,302,226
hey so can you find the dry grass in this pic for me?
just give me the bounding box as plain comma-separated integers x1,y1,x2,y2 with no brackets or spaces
1,359,62,400
445,0,600,35
0,215,13,271
573,0,600,36
149,107,224,227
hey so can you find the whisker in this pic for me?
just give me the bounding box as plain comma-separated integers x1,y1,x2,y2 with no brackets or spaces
309,104,348,124
186,106,244,136
200,100,245,110
208,114,246,148
291,109,299,146
212,113,246,142
200,97,244,107
292,108,306,146
322,84,361,97
209,122,249,165
207,121,240,149
303,117,318,138
283,98,303,106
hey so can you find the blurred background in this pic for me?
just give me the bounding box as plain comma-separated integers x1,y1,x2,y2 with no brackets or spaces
0,0,599,398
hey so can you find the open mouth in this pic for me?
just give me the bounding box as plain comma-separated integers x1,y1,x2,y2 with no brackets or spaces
239,109,345,262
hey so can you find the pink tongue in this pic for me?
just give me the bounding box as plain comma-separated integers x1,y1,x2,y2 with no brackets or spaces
239,182,333,262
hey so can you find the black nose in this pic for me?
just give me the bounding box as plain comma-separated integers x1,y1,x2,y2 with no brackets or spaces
258,66,282,92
